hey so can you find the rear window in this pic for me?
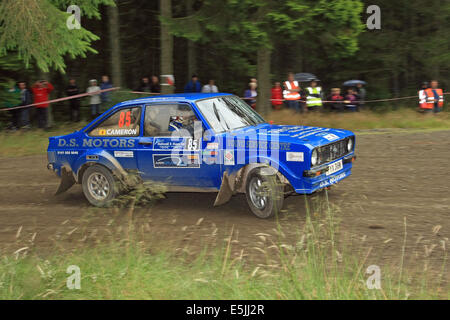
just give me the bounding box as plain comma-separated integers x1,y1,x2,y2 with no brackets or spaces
89,107,142,137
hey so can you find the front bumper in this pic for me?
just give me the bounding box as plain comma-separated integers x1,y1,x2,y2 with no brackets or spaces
294,154,356,194
303,154,356,177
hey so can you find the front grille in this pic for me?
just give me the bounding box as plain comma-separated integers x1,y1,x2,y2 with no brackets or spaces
317,139,350,165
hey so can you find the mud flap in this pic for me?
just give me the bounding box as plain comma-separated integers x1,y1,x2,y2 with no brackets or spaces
55,167,76,195
214,172,233,206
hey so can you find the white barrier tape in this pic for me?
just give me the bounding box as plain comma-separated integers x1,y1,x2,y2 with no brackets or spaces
1,88,447,112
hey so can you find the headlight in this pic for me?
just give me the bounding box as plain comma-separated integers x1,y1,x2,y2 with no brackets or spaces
347,138,354,152
311,149,318,166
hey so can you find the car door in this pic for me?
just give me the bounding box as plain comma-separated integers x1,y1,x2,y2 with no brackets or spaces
86,105,142,170
136,103,222,189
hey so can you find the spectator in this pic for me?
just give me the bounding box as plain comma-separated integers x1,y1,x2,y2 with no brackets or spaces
136,77,151,92
418,81,429,111
66,78,81,122
17,81,33,128
31,80,54,128
150,75,161,94
184,75,202,93
326,88,345,112
271,82,283,110
202,79,219,93
87,79,101,119
244,82,258,109
344,88,358,112
283,72,301,112
305,79,323,111
356,83,366,109
3,83,21,130
250,78,258,89
426,80,444,113
100,75,113,110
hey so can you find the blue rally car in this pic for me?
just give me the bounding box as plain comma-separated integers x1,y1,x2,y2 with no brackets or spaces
47,93,356,218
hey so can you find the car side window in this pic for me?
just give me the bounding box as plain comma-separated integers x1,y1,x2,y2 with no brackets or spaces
144,104,199,137
89,107,142,137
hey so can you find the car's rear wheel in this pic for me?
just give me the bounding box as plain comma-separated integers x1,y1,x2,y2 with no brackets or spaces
245,169,284,219
82,165,118,207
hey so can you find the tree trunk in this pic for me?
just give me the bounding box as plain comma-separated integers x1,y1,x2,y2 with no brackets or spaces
186,0,197,78
160,0,174,94
256,47,272,116
108,3,123,87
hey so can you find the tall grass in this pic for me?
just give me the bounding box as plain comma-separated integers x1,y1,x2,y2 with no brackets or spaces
0,190,447,300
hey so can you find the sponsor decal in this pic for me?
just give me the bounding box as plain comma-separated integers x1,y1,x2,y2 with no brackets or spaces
57,151,79,155
153,154,200,168
82,138,136,148
319,172,347,188
224,150,235,166
286,152,304,162
292,128,330,139
103,128,138,136
153,137,200,151
58,138,78,147
206,142,219,149
202,150,218,156
86,155,99,161
323,133,339,141
114,151,134,158
231,140,290,151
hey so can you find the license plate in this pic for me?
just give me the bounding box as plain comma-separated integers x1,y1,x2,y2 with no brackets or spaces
326,160,343,176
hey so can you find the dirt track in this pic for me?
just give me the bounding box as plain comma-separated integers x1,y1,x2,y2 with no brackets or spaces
0,130,449,278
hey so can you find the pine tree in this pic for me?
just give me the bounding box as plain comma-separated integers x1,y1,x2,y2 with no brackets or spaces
165,0,364,115
0,0,115,73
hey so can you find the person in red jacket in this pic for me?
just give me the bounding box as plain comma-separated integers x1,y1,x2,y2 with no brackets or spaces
271,82,283,110
31,80,54,128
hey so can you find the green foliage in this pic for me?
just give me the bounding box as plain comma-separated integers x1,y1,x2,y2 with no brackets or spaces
0,0,115,72
0,54,25,108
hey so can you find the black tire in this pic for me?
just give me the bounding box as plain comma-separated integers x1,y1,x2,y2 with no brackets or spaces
245,169,284,219
82,165,118,207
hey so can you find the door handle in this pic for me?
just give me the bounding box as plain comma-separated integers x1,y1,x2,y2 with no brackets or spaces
139,141,153,146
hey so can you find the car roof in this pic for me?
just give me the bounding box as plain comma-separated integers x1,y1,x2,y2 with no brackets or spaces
113,93,233,109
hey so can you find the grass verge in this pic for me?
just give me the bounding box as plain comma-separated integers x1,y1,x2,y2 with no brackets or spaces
0,192,447,300
268,108,450,132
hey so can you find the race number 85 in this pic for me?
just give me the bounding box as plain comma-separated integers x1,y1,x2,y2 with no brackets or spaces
118,111,131,128
187,138,199,151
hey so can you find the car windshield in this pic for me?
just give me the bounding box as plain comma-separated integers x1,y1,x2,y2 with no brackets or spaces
195,96,266,133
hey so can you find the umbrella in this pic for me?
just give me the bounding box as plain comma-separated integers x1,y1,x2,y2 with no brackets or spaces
343,80,367,86
294,73,319,82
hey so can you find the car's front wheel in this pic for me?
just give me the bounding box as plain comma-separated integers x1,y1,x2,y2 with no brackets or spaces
245,169,284,219
82,165,118,207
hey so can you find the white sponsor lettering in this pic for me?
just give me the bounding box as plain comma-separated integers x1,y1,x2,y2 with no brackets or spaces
323,133,339,141
286,152,304,162
206,142,219,149
114,151,134,158
106,128,138,136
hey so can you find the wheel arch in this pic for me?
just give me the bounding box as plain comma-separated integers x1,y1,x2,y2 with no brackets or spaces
74,150,128,184
214,163,291,207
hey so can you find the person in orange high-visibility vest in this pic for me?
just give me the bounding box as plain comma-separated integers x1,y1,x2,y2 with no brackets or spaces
424,80,444,113
418,82,429,110
283,73,302,112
